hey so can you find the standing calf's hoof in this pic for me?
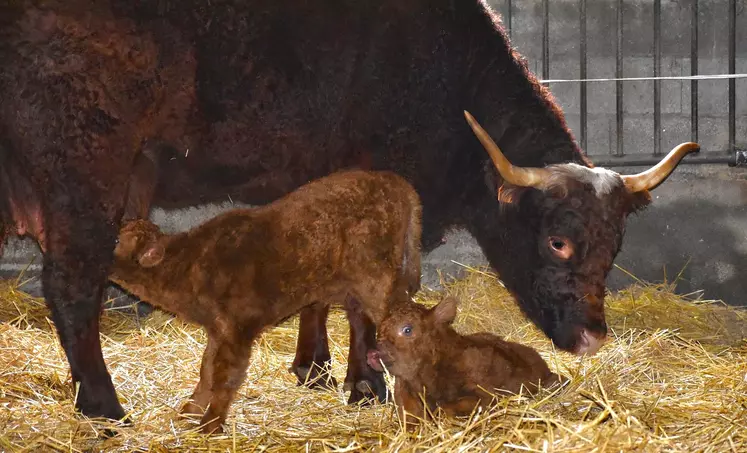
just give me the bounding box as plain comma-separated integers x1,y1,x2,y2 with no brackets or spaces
180,400,206,418
200,414,224,435
289,362,339,391
344,374,390,405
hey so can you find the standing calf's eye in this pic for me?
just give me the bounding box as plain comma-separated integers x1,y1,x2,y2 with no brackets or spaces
548,236,574,260
400,325,413,337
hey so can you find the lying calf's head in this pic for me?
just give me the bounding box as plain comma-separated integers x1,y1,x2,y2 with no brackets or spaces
114,219,165,267
367,295,459,381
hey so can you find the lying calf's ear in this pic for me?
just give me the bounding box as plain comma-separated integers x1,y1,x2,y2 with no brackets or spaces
429,295,459,325
138,243,165,267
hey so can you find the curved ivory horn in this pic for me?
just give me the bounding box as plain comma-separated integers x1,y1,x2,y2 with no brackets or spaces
621,142,700,193
464,110,551,188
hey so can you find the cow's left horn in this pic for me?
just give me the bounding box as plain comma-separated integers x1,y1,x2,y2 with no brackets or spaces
464,111,551,188
621,142,700,193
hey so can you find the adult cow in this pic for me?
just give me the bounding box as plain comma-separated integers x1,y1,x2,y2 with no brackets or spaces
0,0,697,425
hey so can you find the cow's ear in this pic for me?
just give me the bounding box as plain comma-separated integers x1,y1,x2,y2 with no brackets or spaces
484,159,528,206
429,295,459,325
138,243,165,267
628,190,652,214
496,184,529,205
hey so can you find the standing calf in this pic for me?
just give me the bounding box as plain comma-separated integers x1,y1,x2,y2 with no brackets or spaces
367,296,563,424
108,170,422,433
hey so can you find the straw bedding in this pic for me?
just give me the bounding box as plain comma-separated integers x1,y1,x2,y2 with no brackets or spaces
0,268,745,452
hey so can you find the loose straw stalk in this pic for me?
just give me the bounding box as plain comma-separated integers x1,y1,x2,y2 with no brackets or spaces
0,269,745,452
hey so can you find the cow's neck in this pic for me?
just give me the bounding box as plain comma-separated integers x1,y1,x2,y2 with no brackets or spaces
464,3,589,169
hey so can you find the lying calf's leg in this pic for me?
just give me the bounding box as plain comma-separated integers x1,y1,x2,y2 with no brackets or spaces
200,334,254,434
343,297,387,405
394,379,423,430
290,303,337,390
439,395,483,417
181,335,218,417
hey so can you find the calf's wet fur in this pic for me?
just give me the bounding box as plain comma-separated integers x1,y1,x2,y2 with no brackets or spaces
108,170,422,434
368,296,565,424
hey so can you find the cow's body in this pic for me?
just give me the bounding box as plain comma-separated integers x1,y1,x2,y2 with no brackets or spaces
0,0,695,424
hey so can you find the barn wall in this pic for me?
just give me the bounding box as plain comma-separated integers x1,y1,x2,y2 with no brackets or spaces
2,0,746,307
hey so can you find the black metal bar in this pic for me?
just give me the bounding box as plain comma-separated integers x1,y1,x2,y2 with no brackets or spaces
616,0,624,156
542,0,549,84
591,154,738,168
653,0,661,156
728,0,736,153
580,0,588,152
691,0,698,143
507,0,512,38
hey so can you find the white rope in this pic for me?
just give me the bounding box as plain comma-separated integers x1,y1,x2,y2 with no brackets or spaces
539,73,747,83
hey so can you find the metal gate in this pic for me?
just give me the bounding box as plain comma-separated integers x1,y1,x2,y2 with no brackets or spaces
495,0,745,167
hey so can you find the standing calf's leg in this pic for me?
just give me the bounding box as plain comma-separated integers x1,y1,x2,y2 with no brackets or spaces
290,303,337,390
200,332,255,434
181,335,219,417
42,191,127,424
343,297,388,404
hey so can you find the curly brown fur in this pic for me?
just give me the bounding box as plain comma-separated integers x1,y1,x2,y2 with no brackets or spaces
108,170,422,433
367,296,563,425
1,0,683,424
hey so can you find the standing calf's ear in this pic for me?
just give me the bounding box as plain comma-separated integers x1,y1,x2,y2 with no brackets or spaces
429,295,459,325
138,243,165,267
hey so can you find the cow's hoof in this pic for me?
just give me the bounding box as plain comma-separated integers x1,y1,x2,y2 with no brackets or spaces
98,415,132,439
289,362,338,390
76,397,129,422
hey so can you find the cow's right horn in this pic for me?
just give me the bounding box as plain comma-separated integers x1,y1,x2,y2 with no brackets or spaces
464,110,551,188
621,142,700,193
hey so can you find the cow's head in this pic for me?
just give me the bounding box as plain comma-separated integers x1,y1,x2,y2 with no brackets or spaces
464,111,698,356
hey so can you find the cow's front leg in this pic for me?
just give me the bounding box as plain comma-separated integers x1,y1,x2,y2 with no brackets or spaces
41,191,127,426
290,303,338,390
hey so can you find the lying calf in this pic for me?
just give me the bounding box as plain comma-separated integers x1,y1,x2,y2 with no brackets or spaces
109,170,422,433
367,296,563,423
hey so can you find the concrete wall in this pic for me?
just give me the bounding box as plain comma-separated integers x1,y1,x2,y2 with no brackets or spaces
2,0,747,307
501,0,747,157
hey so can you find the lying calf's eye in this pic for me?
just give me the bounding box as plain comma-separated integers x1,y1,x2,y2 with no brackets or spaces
400,325,413,336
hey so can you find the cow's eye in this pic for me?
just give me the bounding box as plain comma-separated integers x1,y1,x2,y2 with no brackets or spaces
400,325,413,336
548,236,574,260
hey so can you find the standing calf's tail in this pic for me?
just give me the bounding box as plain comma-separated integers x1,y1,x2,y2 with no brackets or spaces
401,185,423,298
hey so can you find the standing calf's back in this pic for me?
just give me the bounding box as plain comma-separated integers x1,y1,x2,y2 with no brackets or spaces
109,170,422,433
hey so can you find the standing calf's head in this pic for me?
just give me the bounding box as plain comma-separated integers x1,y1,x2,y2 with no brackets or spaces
114,219,165,268
367,296,459,381
463,111,699,356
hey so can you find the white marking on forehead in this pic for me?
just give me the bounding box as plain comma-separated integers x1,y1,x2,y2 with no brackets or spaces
549,163,624,197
